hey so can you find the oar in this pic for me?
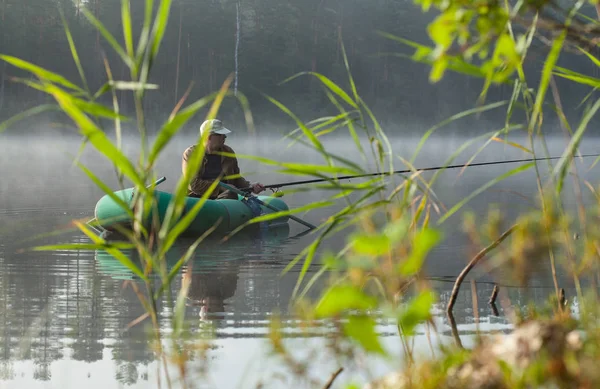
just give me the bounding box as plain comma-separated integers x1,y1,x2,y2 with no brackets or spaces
241,153,600,190
217,181,316,230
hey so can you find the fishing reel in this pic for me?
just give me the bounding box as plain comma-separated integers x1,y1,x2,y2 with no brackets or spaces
270,187,284,197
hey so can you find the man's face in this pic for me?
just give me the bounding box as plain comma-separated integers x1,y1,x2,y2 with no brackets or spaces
207,133,226,149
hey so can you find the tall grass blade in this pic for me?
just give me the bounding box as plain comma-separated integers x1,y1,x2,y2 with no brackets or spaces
76,162,135,219
149,92,218,165
359,97,394,173
136,0,154,65
32,243,135,251
285,113,353,143
59,8,90,95
101,55,123,152
75,99,128,120
0,104,59,134
154,225,220,300
122,0,135,59
0,55,83,93
529,30,566,134
81,8,135,69
340,40,359,102
410,101,509,164
75,221,149,281
291,224,338,299
553,67,600,89
553,97,600,193
458,129,531,176
247,199,336,225
149,0,173,65
264,94,330,164
437,162,535,224
223,152,361,176
173,261,191,337
45,84,144,188
280,72,358,109
159,179,222,257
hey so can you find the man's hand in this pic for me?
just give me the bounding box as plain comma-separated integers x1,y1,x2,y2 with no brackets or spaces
251,183,265,194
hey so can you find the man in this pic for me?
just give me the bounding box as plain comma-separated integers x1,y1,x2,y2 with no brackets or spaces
182,119,265,199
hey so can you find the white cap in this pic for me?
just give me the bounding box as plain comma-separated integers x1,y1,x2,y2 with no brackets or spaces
200,119,231,136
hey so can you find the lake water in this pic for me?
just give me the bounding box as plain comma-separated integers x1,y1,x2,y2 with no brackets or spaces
0,131,597,388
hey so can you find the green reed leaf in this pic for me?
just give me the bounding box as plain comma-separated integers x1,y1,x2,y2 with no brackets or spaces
290,221,339,299
32,243,135,251
529,29,566,134
59,9,90,95
359,97,394,173
437,162,535,224
553,67,600,89
341,40,359,103
0,104,60,134
149,92,218,165
154,224,219,300
553,97,600,194
285,113,355,144
76,220,148,281
247,199,335,225
343,315,386,355
102,248,148,281
0,55,83,93
280,71,358,109
93,83,112,100
74,99,129,120
160,179,222,257
263,94,330,163
45,84,144,188
410,100,509,164
429,125,523,187
110,81,160,90
398,290,436,336
81,8,135,69
222,152,361,176
315,285,378,318
149,0,173,65
282,132,366,173
122,0,135,59
400,227,442,276
173,264,191,337
135,0,154,66
351,233,391,256
76,162,135,220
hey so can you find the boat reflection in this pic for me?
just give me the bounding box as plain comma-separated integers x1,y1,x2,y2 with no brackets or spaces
94,224,292,324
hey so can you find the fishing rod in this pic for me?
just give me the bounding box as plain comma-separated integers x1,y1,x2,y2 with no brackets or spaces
244,153,600,191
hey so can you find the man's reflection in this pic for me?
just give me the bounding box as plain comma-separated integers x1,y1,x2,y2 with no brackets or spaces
184,261,239,321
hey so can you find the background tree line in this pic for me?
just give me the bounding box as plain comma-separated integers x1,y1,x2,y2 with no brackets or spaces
1,0,600,134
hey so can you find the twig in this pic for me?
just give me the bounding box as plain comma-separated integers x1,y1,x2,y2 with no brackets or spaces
323,367,343,389
490,302,500,316
447,224,518,314
471,279,480,327
446,312,463,349
489,284,499,305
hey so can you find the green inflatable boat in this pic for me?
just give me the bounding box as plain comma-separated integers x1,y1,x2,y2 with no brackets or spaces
94,187,290,236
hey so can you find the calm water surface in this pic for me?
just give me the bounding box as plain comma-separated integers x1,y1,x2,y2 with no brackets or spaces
0,133,597,388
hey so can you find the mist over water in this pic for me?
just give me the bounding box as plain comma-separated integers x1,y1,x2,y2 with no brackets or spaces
0,128,597,387
2,0,600,386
